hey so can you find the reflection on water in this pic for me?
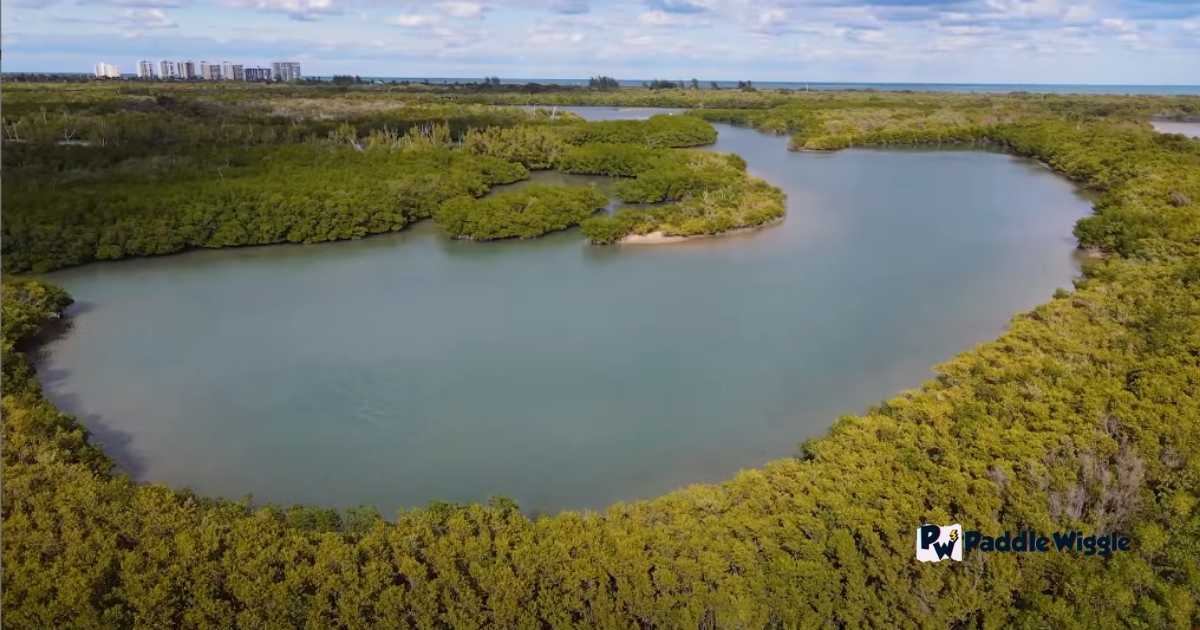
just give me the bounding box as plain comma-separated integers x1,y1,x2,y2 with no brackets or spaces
1151,120,1200,138
520,105,685,121
37,112,1094,514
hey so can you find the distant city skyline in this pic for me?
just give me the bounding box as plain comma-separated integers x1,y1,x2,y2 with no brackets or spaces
3,0,1198,84
105,58,300,81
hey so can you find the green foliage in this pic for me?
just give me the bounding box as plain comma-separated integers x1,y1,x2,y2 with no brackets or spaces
578,150,781,243
2,147,527,272
587,76,620,90
1,281,73,399
435,185,608,240
645,79,681,90
3,83,1200,628
563,114,717,147
584,175,784,243
554,142,660,176
462,125,567,169
613,150,746,203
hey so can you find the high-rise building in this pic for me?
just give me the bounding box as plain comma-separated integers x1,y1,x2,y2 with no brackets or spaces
198,61,210,80
244,67,272,81
159,60,180,79
199,61,222,81
271,61,302,82
221,61,234,81
94,62,121,78
181,61,196,80
137,60,156,79
231,64,245,81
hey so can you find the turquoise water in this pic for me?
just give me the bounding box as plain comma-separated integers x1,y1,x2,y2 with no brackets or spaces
36,113,1093,514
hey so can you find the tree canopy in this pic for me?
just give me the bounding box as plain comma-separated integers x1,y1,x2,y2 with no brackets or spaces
2,81,1198,627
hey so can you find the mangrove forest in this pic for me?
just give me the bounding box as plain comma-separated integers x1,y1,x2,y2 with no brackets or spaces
1,81,1198,628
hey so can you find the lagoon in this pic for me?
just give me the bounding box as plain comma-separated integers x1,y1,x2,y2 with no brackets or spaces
1151,120,1200,138
36,112,1092,513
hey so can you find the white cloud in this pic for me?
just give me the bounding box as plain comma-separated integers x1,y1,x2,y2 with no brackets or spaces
438,1,485,19
526,26,585,46
387,2,487,28
758,8,788,28
929,35,981,51
96,0,188,7
125,7,176,27
1062,4,1094,23
226,0,339,21
638,10,682,26
1100,17,1135,32
984,0,1062,19
6,0,1200,83
387,14,439,27
550,0,588,15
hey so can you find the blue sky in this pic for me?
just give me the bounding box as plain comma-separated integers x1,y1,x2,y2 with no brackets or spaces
3,0,1198,83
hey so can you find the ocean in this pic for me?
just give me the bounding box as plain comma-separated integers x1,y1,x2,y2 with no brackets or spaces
365,78,1200,96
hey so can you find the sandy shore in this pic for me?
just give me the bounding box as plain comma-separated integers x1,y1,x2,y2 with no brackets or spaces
617,219,785,245
619,231,695,244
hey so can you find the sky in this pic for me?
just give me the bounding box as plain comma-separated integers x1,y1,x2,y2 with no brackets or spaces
2,0,1198,83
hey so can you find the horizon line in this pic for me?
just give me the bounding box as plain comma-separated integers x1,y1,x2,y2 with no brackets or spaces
4,71,1200,88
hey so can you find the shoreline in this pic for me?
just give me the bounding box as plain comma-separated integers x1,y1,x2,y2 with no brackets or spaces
618,218,784,245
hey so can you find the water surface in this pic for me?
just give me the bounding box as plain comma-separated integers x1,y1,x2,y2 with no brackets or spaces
37,114,1092,514
1151,120,1200,138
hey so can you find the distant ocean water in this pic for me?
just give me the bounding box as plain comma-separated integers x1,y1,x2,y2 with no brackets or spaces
7,72,1198,95
366,78,1200,96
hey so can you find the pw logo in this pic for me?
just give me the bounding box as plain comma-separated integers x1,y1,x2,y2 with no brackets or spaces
916,524,963,562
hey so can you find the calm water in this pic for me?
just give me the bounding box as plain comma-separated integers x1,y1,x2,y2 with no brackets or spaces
521,105,685,120
1151,120,1200,138
37,110,1093,514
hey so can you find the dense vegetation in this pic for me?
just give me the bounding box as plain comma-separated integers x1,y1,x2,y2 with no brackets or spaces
2,82,1199,627
580,151,784,243
561,114,716,147
435,185,608,240
2,145,528,272
3,85,782,268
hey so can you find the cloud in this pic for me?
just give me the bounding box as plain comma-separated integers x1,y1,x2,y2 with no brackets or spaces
816,0,969,7
387,13,439,27
124,7,178,26
8,0,63,7
78,0,188,7
1100,17,1135,32
5,0,1200,83
52,7,179,30
386,2,488,28
550,0,588,14
759,7,789,27
1122,0,1200,20
226,0,340,21
526,23,586,45
438,1,486,18
749,6,804,35
638,9,708,26
645,0,709,15
1062,4,1094,23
